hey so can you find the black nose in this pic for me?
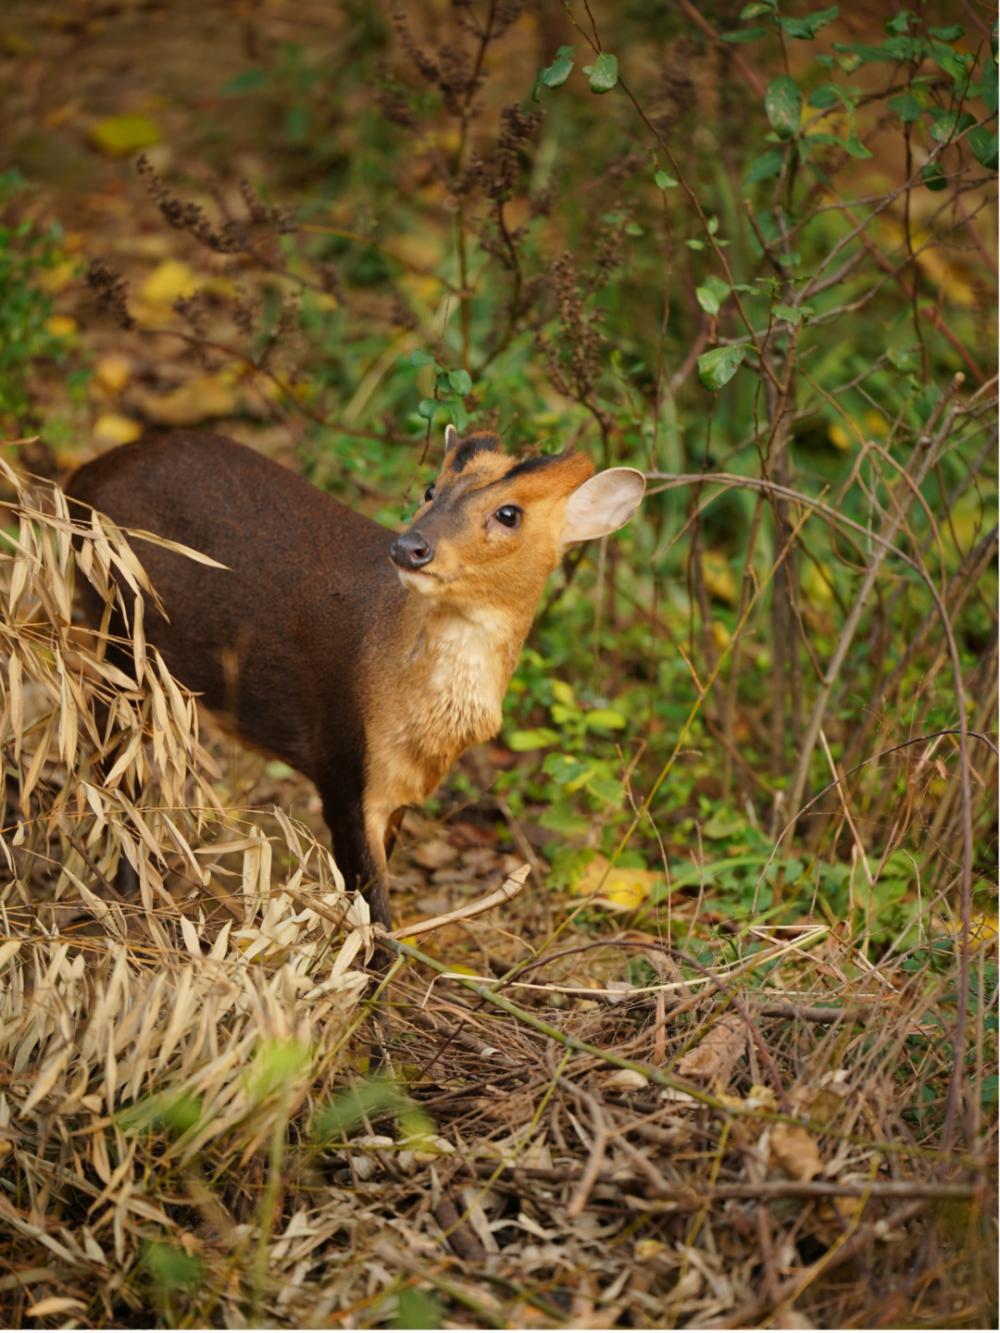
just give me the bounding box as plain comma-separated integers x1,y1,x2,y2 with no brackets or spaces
390,529,435,570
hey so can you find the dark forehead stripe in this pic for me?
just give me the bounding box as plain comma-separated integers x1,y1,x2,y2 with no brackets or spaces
449,432,502,474
503,453,562,481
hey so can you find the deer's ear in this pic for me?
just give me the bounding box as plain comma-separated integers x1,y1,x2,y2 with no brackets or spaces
444,424,460,453
559,468,645,546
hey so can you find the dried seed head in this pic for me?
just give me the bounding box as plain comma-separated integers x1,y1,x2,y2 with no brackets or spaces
86,259,135,331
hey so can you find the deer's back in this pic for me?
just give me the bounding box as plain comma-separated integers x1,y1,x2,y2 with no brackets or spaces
67,430,404,778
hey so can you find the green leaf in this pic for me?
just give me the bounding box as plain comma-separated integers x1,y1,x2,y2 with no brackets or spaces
417,398,439,420
740,1,775,16
532,45,575,101
143,1241,203,1290
585,708,627,731
722,26,770,42
447,368,472,395
586,775,625,805
968,126,999,170
284,104,309,143
696,275,730,316
447,399,469,433
808,82,843,109
702,812,746,840
542,752,585,784
698,345,746,391
654,169,678,189
885,36,925,61
587,52,619,94
832,40,886,64
981,1073,998,1113
772,303,801,323
539,801,589,835
778,6,839,39
928,108,974,144
765,76,803,138
921,161,948,190
746,149,785,183
685,238,705,250
222,68,267,96
394,1288,443,1331
886,348,912,371
844,125,872,158
888,92,923,122
550,679,576,707
409,349,437,368
704,273,732,303
884,12,917,35
982,61,998,113
508,728,560,751
929,25,964,41
564,765,598,793
929,39,973,82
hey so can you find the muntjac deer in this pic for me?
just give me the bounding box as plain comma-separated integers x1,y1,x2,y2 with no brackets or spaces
67,427,644,929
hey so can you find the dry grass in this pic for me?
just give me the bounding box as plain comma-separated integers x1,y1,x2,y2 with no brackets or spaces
0,457,994,1329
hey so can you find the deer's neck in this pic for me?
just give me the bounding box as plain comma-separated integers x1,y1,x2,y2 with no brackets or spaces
402,598,527,758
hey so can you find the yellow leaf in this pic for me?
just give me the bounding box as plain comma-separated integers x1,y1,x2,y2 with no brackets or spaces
828,422,852,450
94,354,132,395
864,409,889,437
635,1239,667,1261
140,258,199,306
711,619,731,650
45,314,77,338
800,559,835,608
94,413,143,446
138,374,237,427
701,550,737,606
1,31,34,57
89,113,162,156
573,853,661,912
39,260,77,294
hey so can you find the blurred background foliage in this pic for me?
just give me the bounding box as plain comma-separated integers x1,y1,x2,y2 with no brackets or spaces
0,0,996,949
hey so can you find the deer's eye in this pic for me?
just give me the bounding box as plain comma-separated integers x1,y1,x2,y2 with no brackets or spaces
424,483,436,502
495,505,521,529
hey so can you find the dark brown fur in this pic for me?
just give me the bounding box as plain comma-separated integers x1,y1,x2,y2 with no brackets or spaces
66,428,644,931
68,431,403,922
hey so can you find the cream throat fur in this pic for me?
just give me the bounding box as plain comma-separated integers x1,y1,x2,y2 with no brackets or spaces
361,592,531,863
394,591,528,764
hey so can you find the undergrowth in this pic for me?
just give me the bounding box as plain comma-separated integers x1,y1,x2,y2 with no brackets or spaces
0,1,996,1327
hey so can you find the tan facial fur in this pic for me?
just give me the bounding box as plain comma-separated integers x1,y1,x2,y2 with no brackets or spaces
396,430,595,626
364,428,645,881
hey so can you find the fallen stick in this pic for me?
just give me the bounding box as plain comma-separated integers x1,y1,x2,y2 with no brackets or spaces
385,864,530,940
282,863,529,940
462,1161,977,1201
